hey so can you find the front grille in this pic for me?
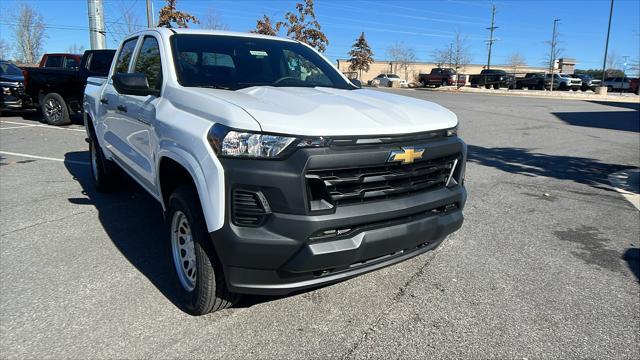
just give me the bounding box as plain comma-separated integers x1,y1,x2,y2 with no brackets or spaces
306,154,459,206
232,189,271,227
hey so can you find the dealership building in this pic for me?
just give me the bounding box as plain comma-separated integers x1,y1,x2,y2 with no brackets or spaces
336,58,577,83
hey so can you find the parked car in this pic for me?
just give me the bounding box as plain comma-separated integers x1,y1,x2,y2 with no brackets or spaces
419,68,466,87
630,78,640,95
85,28,467,315
571,74,601,92
469,69,515,89
371,73,407,87
515,72,545,90
0,60,29,111
603,77,632,91
544,73,581,91
38,53,83,69
23,49,115,125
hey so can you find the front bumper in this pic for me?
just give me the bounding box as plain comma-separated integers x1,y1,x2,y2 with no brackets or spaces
211,136,467,295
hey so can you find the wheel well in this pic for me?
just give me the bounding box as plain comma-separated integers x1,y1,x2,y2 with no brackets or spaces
159,157,196,207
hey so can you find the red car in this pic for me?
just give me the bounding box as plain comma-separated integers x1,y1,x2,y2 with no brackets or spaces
630,78,640,95
38,53,82,69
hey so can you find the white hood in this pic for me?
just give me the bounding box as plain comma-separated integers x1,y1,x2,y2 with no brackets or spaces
199,87,457,136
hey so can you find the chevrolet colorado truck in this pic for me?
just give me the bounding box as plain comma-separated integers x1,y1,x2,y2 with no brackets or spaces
23,49,115,125
84,28,467,315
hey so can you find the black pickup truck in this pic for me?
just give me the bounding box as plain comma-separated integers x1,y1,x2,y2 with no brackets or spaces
515,73,546,90
23,49,115,125
469,69,515,89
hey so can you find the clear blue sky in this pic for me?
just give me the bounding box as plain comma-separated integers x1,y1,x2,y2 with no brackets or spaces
1,0,639,71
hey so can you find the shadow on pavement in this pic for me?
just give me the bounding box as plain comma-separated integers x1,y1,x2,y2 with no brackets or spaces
64,151,185,311
586,101,640,111
62,151,304,313
623,248,640,282
552,107,639,133
1,109,83,125
468,145,636,192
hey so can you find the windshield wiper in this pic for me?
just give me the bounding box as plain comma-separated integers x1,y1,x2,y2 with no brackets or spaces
195,85,234,90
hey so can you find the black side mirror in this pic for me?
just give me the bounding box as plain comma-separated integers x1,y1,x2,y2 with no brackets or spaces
350,79,362,88
112,73,159,96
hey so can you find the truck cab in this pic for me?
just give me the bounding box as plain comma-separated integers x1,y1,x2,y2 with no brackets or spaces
84,28,467,315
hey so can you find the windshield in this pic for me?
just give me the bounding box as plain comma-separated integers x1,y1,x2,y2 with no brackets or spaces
0,62,23,76
170,34,353,90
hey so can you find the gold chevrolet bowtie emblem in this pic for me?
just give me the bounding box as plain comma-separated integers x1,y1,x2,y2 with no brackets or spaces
388,147,425,164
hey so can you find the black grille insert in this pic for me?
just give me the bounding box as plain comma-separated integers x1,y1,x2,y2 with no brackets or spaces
306,154,459,206
232,189,271,227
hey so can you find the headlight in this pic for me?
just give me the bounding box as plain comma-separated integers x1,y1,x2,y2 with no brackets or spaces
208,124,322,159
1,87,11,95
445,126,458,137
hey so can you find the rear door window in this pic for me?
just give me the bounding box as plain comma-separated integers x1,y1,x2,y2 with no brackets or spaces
44,55,63,68
87,52,114,74
114,38,139,74
64,56,79,69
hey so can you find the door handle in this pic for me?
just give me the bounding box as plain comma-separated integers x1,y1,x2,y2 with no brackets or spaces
117,105,127,112
100,98,109,104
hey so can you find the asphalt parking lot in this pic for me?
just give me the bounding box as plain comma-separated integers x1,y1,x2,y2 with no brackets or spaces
1,91,639,359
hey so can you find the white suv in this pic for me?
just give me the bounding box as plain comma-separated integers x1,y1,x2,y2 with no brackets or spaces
84,28,467,315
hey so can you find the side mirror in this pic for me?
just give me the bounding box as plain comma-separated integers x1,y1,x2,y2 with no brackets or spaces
350,79,362,88
112,73,159,96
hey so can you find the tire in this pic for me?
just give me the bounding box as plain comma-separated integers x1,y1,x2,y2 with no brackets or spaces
168,185,239,315
89,130,119,192
607,86,613,92
493,83,500,90
635,88,639,95
485,84,491,89
441,79,447,87
41,93,71,126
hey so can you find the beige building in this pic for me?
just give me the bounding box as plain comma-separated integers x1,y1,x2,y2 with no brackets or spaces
336,59,576,84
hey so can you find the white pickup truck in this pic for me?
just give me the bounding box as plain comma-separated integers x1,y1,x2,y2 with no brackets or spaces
84,28,467,315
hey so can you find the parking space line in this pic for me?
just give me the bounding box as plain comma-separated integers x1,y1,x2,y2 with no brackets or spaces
0,120,86,133
0,124,40,130
0,150,89,166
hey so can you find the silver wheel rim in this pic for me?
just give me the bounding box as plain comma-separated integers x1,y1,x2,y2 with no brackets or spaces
90,142,99,181
44,98,62,122
171,211,197,292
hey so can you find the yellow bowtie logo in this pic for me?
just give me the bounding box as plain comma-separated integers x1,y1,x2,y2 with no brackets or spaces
388,147,425,164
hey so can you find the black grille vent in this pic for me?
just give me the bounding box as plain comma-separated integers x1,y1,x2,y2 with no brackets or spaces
232,189,270,227
306,154,459,206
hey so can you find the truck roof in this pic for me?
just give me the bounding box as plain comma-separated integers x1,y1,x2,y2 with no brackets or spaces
130,27,297,43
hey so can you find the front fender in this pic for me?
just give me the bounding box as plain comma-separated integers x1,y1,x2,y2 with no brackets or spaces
156,145,225,233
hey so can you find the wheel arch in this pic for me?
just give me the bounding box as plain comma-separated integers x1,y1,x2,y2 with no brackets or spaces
157,149,224,232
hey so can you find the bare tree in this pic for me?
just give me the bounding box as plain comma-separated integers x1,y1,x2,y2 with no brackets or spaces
450,31,471,74
605,49,619,77
507,52,526,76
158,0,199,28
386,42,415,80
66,43,86,54
105,0,141,46
252,15,280,36
431,47,451,68
0,38,10,60
12,3,46,64
201,7,229,30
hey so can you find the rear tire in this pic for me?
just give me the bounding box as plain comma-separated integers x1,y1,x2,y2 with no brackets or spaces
485,84,491,89
493,83,500,90
41,93,71,126
168,185,239,315
89,132,119,192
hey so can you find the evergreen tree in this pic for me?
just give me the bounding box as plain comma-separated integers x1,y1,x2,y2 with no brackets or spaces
348,32,374,80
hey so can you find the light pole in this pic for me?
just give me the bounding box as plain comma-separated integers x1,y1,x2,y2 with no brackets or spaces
601,0,614,89
548,19,560,93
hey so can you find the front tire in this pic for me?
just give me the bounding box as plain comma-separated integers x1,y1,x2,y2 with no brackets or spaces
168,185,239,315
41,93,71,126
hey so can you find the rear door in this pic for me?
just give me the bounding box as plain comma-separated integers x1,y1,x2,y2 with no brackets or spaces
116,35,164,191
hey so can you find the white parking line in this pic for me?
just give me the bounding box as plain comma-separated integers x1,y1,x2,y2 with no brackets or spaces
0,151,90,166
0,124,40,130
0,120,86,133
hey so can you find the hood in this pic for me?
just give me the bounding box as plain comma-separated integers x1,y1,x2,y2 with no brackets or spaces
0,74,24,83
200,87,457,136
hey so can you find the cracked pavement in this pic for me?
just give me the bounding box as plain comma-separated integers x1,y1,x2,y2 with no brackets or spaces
1,92,639,358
